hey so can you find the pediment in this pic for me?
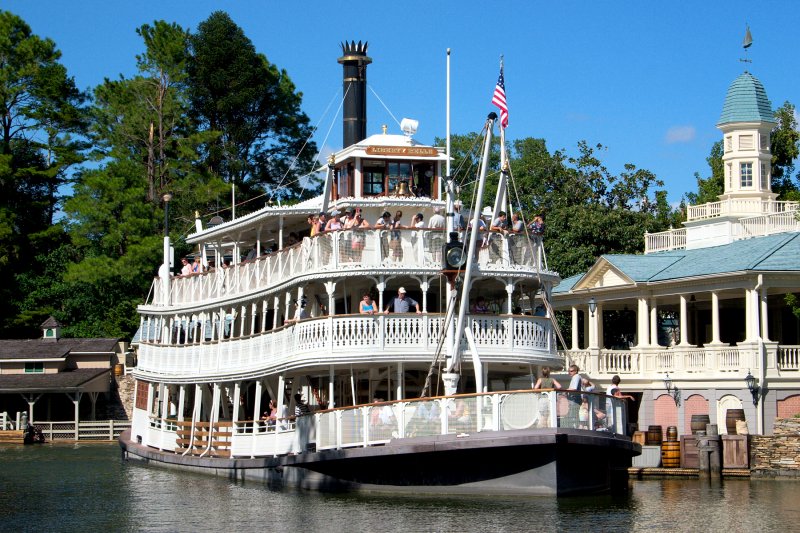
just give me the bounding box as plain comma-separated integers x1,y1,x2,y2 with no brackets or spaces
573,258,635,290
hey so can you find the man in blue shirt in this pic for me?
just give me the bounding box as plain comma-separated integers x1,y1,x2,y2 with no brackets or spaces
384,287,421,314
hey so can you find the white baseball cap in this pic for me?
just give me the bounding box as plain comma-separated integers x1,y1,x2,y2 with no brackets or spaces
398,287,407,294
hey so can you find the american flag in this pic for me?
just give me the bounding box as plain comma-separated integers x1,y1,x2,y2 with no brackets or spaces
491,66,508,128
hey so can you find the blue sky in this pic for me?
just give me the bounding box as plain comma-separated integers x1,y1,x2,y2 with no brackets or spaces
6,0,799,204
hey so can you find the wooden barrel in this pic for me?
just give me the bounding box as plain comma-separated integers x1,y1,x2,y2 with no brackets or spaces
113,363,124,377
690,414,710,435
661,441,680,468
646,425,663,446
666,426,678,442
726,409,745,435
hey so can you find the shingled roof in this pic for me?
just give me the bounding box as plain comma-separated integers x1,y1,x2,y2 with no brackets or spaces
0,368,110,392
0,338,120,360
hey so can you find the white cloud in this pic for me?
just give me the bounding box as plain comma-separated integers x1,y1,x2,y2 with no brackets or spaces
665,125,696,144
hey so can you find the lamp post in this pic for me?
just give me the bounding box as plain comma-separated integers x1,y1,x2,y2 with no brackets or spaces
744,370,760,406
588,297,597,318
663,372,681,406
161,193,173,306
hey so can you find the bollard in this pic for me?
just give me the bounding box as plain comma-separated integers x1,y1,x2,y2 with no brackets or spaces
697,435,722,479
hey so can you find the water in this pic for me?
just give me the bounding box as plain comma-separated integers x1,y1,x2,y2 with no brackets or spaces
1,443,799,532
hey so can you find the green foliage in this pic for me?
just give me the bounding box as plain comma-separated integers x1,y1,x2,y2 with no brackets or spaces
771,101,800,196
188,11,319,202
440,132,677,279
0,10,88,334
686,141,724,206
786,294,800,321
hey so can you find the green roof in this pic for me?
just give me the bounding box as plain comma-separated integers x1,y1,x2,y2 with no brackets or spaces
717,72,775,126
558,232,800,292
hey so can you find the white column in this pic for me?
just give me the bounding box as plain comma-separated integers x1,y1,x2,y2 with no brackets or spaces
679,294,690,346
329,366,335,409
232,382,241,423
177,385,186,421
637,297,650,347
396,362,404,401
571,306,579,350
649,298,658,347
325,281,336,316
588,304,598,349
710,291,722,344
746,288,760,342
273,296,280,328
253,379,263,421
596,303,604,349
760,286,769,341
505,283,514,314
421,280,430,313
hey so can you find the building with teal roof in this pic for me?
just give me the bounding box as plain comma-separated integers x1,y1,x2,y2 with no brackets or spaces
552,63,800,438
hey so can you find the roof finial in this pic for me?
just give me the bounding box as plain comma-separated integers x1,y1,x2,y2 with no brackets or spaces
740,24,753,67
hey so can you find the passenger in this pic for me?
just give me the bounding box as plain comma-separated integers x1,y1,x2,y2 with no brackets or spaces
294,393,311,417
375,211,393,261
384,287,421,314
192,256,203,273
284,298,310,325
308,215,319,237
360,293,376,315
567,364,582,428
390,210,404,261
427,207,446,263
453,200,466,232
180,257,192,276
490,211,508,231
608,375,635,401
316,212,327,233
350,213,369,262
529,214,545,236
533,367,562,390
325,209,342,232
470,296,490,314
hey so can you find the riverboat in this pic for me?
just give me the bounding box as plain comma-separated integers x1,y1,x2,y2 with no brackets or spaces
120,42,639,495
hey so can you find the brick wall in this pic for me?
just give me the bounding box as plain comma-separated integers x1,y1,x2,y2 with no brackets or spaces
777,395,800,419
750,418,800,477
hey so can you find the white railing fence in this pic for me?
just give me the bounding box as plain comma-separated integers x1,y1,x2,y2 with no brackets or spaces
25,420,132,441
779,346,800,371
314,390,628,452
149,228,547,307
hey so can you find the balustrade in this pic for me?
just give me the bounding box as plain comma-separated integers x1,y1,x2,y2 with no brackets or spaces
136,314,557,379
778,346,800,371
148,229,545,307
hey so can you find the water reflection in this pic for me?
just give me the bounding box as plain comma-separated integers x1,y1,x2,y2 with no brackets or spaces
0,444,798,532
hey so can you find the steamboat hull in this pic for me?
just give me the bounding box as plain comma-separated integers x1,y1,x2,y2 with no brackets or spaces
120,429,639,496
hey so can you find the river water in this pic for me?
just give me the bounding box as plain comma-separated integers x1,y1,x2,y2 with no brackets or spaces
1,443,798,532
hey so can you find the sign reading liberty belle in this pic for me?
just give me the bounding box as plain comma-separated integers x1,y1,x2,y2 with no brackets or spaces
365,146,439,157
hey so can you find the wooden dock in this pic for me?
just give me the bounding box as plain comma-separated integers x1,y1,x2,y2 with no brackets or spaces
0,430,24,444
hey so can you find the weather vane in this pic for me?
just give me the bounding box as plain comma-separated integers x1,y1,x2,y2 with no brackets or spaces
740,24,753,65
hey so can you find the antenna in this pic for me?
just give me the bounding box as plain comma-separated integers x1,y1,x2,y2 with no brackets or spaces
740,24,753,65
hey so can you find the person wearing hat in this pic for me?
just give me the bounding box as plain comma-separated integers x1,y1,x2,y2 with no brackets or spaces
384,287,421,314
325,209,343,232
453,200,466,232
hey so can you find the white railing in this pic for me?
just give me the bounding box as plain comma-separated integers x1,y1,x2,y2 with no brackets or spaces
740,211,800,238
314,390,629,452
138,390,629,458
31,420,131,441
561,345,756,378
779,346,800,371
686,199,799,222
644,228,687,254
148,229,546,307
136,315,558,379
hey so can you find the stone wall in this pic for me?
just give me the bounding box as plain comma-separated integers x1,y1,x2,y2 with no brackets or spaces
750,418,800,477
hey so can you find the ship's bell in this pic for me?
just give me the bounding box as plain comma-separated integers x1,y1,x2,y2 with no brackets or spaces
397,181,410,196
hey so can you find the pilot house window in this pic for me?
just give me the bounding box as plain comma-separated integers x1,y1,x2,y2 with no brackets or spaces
25,362,44,373
363,165,385,195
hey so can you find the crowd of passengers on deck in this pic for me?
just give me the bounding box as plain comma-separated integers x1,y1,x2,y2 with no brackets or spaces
171,205,545,278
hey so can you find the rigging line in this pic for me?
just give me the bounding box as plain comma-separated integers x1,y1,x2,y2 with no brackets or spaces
506,164,548,271
367,85,402,129
269,84,350,201
451,132,486,187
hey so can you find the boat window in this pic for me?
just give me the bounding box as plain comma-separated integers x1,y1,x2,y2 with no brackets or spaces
337,164,352,198
387,162,412,195
363,162,385,195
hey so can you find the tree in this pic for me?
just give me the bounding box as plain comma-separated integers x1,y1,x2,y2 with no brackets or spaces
0,10,88,335
771,101,800,198
686,140,724,206
187,11,319,204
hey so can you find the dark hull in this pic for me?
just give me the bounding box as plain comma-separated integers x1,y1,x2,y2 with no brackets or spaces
120,429,639,496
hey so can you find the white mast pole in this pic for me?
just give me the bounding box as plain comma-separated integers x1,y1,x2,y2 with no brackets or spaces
445,48,453,234
443,113,496,394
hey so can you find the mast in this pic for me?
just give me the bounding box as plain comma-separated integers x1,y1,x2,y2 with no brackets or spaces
443,112,497,395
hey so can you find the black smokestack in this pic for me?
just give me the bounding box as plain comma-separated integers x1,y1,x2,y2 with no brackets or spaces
338,41,372,148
